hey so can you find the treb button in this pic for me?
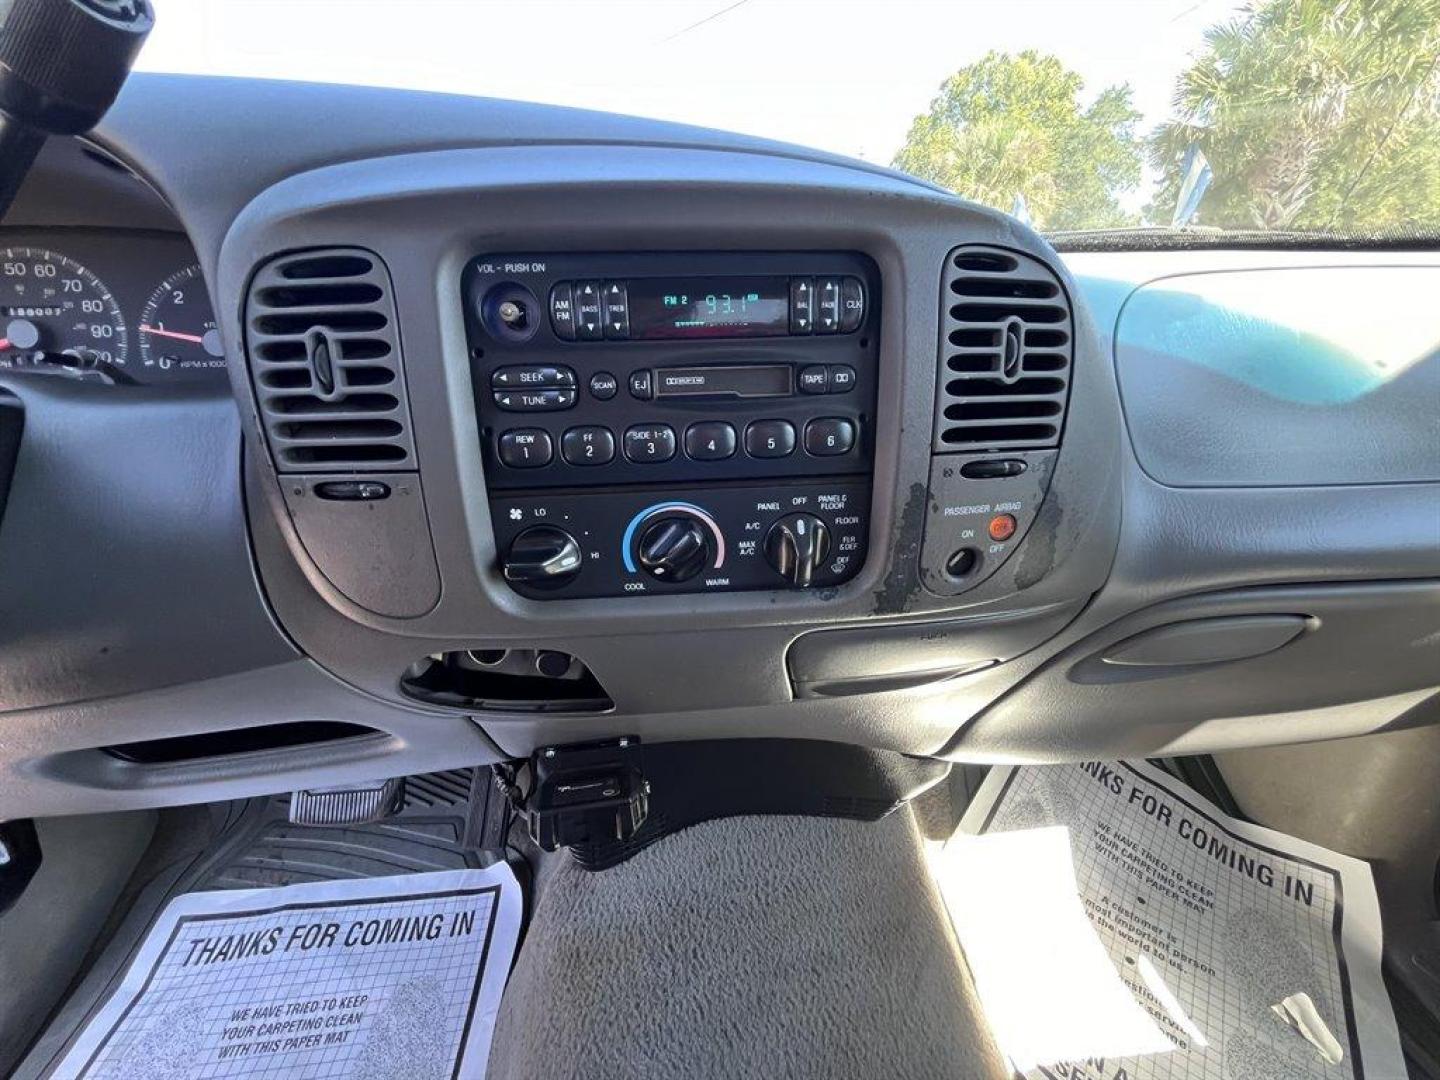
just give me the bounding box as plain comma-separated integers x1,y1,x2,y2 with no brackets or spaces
602,282,630,339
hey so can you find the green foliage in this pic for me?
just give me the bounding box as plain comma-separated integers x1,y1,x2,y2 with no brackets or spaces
1150,0,1440,231
892,51,1143,231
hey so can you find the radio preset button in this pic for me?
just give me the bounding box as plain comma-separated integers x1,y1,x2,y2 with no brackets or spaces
602,282,630,339
562,425,616,466
816,278,842,334
623,424,677,463
828,364,857,392
798,364,830,394
684,421,737,461
840,277,865,332
494,388,576,411
744,419,796,459
589,371,619,400
628,369,654,400
574,282,604,340
789,277,815,334
498,428,553,468
804,417,856,456
549,283,576,341
491,365,576,389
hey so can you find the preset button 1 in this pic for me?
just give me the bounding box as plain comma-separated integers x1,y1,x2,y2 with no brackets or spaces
498,428,553,468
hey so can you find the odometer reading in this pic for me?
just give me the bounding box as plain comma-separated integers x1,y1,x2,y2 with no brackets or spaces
138,264,225,380
0,247,128,370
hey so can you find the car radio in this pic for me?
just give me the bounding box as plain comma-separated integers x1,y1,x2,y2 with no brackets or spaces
462,253,879,599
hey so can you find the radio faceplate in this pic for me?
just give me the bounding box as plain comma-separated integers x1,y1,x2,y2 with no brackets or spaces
463,252,880,493
464,253,880,599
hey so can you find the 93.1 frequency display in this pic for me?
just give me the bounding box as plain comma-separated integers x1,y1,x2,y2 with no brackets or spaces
627,276,789,339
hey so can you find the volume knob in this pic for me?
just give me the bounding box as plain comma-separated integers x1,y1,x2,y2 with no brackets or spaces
764,513,830,587
637,515,710,583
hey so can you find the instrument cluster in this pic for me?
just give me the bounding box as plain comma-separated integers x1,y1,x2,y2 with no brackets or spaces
0,229,224,387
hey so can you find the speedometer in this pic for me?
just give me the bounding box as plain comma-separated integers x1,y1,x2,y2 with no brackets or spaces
0,247,128,370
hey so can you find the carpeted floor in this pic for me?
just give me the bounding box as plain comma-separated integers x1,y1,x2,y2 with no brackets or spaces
488,808,1009,1080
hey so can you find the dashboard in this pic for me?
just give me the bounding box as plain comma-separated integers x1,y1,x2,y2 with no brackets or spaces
0,228,222,386
0,74,1434,824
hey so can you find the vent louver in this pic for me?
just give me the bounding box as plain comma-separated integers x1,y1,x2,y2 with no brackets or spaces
245,249,414,472
935,245,1073,452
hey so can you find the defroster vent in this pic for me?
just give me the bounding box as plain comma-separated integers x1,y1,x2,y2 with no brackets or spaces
935,246,1073,452
245,249,414,472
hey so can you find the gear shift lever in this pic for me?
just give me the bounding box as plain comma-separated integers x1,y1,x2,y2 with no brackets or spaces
0,0,154,219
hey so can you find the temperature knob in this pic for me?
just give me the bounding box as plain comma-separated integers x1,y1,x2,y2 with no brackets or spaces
764,513,830,587
636,516,710,583
503,525,582,587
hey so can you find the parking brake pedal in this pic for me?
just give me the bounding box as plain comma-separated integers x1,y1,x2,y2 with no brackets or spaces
289,778,406,826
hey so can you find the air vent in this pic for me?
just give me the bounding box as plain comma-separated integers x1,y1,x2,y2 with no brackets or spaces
245,248,415,472
935,245,1073,451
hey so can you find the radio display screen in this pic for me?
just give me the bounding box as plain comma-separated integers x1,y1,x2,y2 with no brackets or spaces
627,276,790,339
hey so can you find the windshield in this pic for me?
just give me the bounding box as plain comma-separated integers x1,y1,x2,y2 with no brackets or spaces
136,0,1440,242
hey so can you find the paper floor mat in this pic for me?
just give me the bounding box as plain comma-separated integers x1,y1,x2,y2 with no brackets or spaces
936,759,1407,1080
49,864,521,1079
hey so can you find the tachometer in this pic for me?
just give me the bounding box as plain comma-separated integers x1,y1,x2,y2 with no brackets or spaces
0,247,128,372
138,265,225,380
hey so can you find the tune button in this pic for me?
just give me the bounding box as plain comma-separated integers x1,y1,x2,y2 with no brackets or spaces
744,419,796,459
623,424,676,463
804,417,856,456
684,421,736,461
497,428,553,468
561,425,615,466
589,371,618,400
493,388,576,411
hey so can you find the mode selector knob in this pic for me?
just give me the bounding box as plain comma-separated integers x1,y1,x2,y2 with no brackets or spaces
637,516,710,583
764,513,831,587
503,525,582,587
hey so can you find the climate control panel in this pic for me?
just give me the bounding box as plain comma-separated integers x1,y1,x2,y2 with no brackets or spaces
491,480,869,599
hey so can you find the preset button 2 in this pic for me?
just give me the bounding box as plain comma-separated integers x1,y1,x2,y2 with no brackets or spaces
562,425,616,466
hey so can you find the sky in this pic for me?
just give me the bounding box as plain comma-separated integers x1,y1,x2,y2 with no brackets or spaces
134,0,1246,204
